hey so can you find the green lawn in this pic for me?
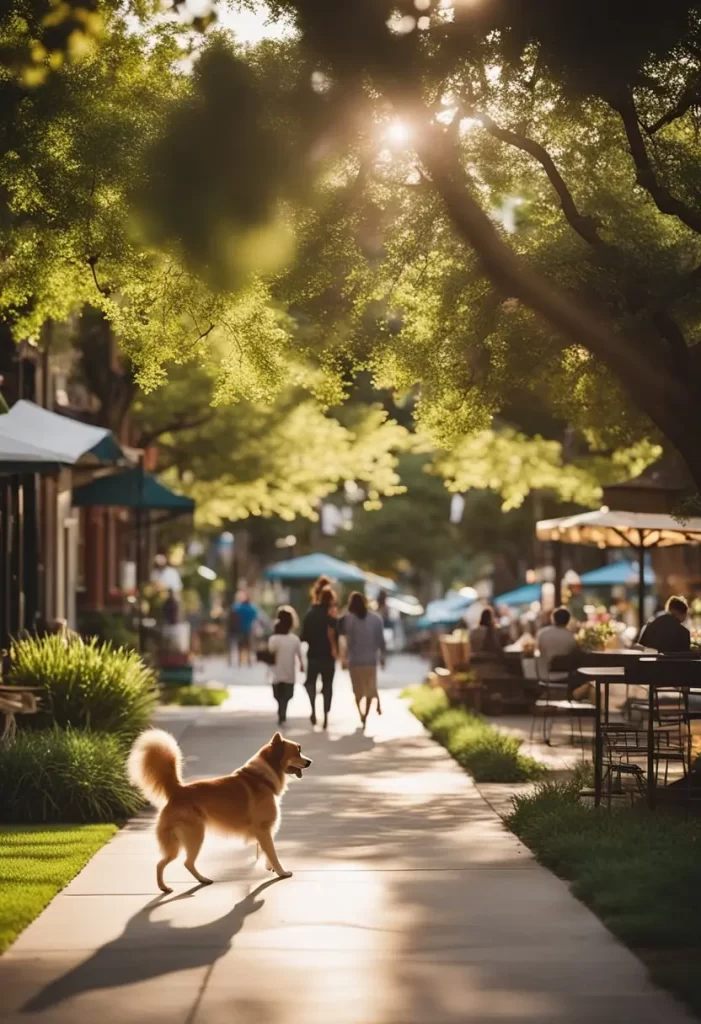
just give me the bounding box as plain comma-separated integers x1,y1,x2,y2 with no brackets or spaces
403,684,547,782
0,824,117,953
507,774,701,1018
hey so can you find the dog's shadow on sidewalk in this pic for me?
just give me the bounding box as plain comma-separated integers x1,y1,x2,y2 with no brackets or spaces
22,877,282,1014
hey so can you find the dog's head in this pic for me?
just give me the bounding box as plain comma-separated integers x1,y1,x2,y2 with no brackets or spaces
270,732,312,779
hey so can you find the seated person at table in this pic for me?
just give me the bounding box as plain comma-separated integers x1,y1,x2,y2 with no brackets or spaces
638,595,690,653
469,607,505,679
537,607,580,694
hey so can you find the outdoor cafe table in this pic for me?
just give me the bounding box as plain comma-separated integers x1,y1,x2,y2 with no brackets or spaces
578,653,701,809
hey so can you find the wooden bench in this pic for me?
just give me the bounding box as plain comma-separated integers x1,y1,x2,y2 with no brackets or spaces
0,685,43,743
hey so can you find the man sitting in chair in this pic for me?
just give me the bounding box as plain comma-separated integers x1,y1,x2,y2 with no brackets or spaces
638,595,691,654
537,607,580,695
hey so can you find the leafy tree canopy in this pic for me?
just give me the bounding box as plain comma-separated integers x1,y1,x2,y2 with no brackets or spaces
141,1,701,483
131,344,408,526
3,0,695,513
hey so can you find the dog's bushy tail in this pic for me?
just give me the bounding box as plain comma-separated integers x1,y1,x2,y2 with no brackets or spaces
128,728,183,807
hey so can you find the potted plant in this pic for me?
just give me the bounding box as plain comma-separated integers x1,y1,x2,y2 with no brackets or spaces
577,621,617,652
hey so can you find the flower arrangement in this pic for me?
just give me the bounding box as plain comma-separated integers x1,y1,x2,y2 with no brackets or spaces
577,621,617,651
690,629,701,651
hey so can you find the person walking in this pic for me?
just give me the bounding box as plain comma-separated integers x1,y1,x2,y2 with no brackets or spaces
268,607,304,725
309,575,332,605
230,590,258,666
301,584,338,729
340,591,386,728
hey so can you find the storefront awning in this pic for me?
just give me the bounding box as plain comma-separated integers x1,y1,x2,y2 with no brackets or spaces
0,400,125,469
0,434,63,475
72,466,195,512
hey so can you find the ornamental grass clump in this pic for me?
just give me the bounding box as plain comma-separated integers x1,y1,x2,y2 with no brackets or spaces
10,634,157,741
0,727,143,824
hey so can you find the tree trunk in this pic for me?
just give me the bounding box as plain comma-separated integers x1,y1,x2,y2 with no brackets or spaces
411,123,701,490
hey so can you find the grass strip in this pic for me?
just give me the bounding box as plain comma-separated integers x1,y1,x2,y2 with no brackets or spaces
507,773,701,1018
162,686,229,706
0,824,117,953
403,685,547,782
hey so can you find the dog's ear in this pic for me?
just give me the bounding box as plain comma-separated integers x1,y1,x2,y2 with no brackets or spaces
269,731,284,771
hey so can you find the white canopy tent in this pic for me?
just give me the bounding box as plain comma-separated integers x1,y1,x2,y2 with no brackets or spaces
0,434,63,474
536,509,701,625
0,400,125,468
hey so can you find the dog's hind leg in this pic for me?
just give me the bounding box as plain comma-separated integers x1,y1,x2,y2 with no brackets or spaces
255,827,292,879
181,819,213,886
156,816,180,894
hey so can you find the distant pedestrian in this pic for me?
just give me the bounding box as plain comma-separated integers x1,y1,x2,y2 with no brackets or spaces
340,591,386,728
309,575,332,606
268,607,303,725
230,590,258,666
150,553,183,593
162,589,179,625
301,584,338,729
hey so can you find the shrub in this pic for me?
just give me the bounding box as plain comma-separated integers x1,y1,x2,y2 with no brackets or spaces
77,610,138,651
0,727,143,824
165,686,228,707
401,684,449,725
10,634,157,741
506,773,701,964
405,685,546,783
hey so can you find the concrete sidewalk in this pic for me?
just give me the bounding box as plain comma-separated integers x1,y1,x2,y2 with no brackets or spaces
0,683,695,1024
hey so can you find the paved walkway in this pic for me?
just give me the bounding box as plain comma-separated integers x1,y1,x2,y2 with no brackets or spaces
0,672,696,1023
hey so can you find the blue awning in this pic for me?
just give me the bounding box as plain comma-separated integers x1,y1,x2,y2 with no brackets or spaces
493,583,542,607
416,591,475,629
264,552,384,587
73,467,194,512
580,559,655,587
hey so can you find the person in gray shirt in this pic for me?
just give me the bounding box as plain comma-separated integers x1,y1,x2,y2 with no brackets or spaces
339,591,386,728
537,607,580,692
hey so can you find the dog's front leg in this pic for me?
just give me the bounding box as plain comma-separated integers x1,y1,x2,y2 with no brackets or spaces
256,828,292,879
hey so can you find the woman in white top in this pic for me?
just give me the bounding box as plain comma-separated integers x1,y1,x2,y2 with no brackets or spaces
268,607,304,725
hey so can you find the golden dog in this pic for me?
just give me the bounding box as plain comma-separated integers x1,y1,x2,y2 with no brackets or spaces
128,729,312,893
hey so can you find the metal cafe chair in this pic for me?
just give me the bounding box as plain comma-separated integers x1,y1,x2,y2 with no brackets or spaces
528,655,595,748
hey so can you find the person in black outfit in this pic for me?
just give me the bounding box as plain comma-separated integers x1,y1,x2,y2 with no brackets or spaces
301,584,338,729
638,595,691,653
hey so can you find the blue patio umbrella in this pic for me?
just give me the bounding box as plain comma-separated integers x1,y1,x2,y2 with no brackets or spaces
264,552,370,586
416,591,475,629
579,559,655,587
493,583,542,607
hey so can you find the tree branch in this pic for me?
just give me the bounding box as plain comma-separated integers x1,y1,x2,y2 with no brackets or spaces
138,410,215,447
400,112,699,464
474,111,606,249
87,255,111,297
647,71,701,134
187,323,215,350
613,90,701,235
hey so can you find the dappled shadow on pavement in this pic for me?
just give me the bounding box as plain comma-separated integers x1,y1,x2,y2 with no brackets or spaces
21,878,282,1014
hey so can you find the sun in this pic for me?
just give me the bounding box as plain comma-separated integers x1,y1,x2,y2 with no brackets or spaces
386,121,412,146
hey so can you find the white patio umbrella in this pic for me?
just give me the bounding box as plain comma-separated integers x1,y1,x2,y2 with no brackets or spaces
536,509,701,626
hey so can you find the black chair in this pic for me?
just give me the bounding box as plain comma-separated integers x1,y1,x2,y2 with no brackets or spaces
529,652,596,748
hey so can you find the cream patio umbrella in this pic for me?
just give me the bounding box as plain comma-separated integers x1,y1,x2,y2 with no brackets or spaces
536,509,701,627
